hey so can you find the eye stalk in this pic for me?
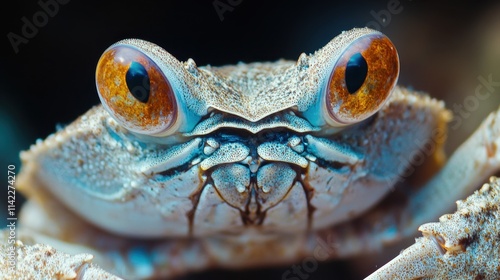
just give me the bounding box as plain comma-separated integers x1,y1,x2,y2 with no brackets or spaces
324,32,399,126
95,44,178,136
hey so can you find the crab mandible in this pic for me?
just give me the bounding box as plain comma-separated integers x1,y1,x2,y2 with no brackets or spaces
1,27,500,279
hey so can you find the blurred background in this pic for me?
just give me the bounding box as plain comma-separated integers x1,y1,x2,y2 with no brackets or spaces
1,0,500,279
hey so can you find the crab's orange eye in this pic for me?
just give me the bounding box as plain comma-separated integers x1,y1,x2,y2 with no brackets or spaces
96,45,177,135
326,33,399,125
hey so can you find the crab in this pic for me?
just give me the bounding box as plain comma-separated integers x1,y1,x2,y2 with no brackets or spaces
1,27,500,279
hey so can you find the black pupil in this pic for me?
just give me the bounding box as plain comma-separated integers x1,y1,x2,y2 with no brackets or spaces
126,61,150,103
345,52,368,94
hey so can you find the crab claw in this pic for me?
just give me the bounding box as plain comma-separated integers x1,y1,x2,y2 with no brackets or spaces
365,235,443,279
1,241,122,280
366,177,500,280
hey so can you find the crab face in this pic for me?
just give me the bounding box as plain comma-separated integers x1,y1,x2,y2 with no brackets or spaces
18,28,450,240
